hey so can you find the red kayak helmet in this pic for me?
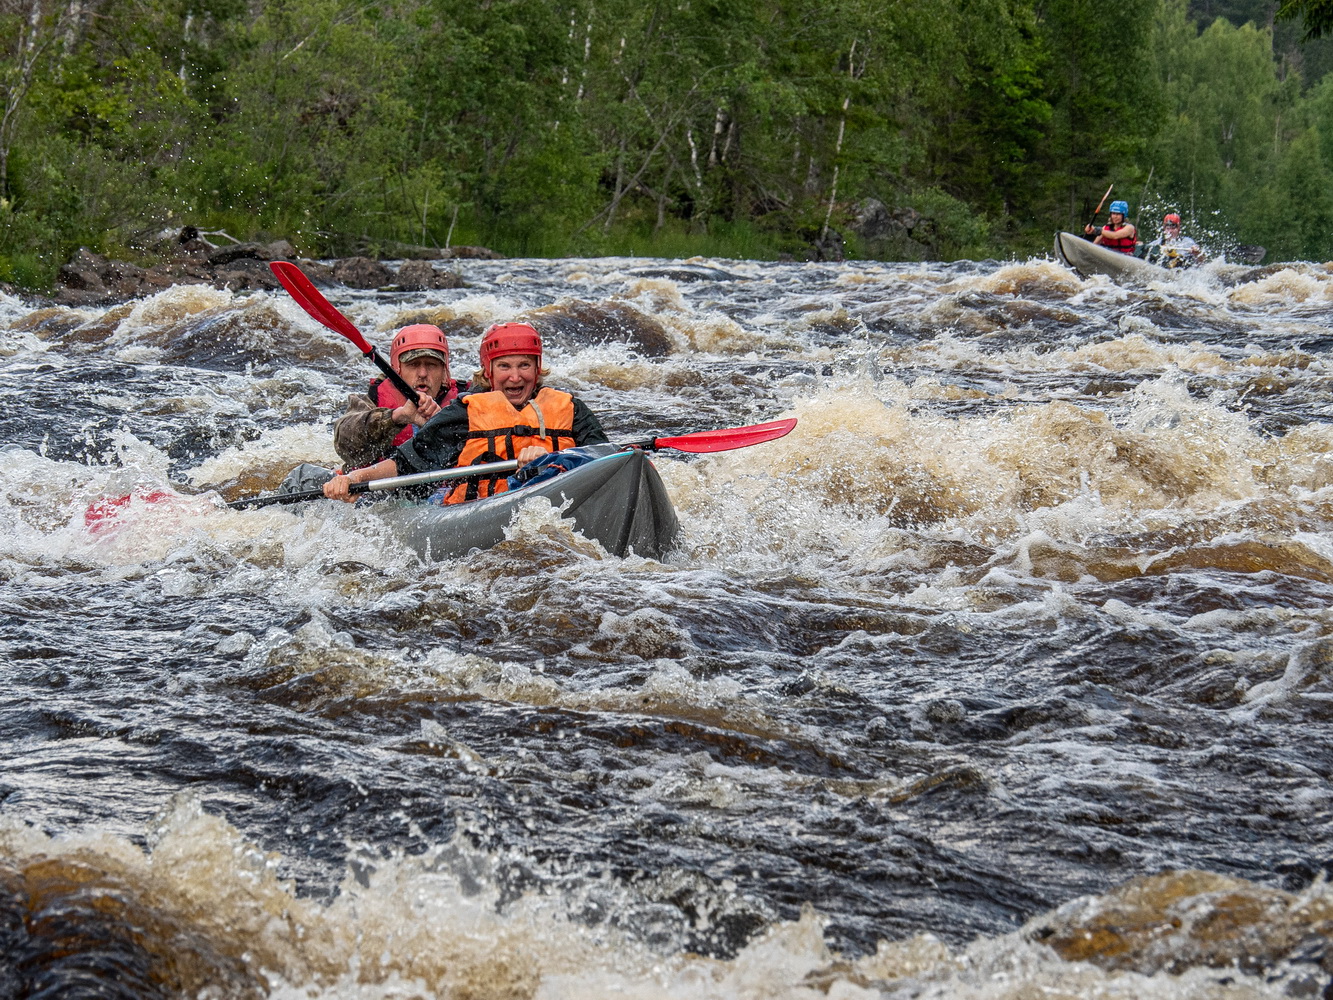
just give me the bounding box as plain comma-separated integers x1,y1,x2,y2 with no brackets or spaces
390,324,450,367
479,322,542,378
1163,213,1181,226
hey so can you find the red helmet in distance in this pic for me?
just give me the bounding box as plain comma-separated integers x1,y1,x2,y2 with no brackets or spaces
1163,213,1181,226
390,324,450,368
479,322,542,377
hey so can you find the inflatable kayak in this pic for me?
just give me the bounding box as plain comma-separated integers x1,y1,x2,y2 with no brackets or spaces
1054,231,1166,283
377,445,679,560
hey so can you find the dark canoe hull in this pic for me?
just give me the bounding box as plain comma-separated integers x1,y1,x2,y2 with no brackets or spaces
379,448,680,560
1054,231,1166,283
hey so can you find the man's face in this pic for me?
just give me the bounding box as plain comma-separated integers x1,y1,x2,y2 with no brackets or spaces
490,355,539,408
398,355,448,398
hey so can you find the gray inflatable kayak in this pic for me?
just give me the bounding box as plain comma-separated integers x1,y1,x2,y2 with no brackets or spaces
379,445,680,559
1054,231,1165,282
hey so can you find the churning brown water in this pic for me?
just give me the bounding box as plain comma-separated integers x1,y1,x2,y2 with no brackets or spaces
2,254,1333,998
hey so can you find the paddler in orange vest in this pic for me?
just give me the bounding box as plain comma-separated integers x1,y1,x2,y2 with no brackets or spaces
332,323,465,470
1084,199,1138,254
322,322,609,503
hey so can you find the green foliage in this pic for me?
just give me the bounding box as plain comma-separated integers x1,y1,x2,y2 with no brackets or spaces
0,204,59,286
1277,0,1333,40
6,0,1333,286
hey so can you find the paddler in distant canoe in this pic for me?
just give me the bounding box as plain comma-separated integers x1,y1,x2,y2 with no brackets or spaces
323,322,610,504
333,323,467,470
1143,212,1205,268
1084,199,1138,254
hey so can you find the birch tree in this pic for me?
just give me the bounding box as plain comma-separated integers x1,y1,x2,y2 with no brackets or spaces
0,0,84,199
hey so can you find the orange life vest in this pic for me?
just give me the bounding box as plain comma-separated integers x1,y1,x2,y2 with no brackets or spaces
1100,226,1138,254
444,387,577,504
373,378,461,447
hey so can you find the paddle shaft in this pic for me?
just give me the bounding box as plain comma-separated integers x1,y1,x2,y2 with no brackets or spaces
363,346,420,406
227,460,520,509
228,418,797,509
1087,183,1114,229
269,261,423,406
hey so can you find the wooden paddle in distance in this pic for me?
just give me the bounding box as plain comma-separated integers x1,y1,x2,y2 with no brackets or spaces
1086,183,1114,231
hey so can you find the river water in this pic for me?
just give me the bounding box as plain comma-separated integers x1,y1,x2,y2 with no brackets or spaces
2,252,1332,998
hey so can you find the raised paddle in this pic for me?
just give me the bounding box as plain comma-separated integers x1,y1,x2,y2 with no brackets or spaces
1087,183,1114,231
225,417,799,510
269,260,422,406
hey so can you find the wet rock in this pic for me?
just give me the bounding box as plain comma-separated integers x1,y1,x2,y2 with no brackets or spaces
799,226,844,262
51,287,114,308
260,239,296,261
850,198,933,260
207,241,296,267
356,237,503,261
527,300,675,356
101,260,151,298
47,230,452,304
628,264,742,282
206,244,262,267
333,256,393,289
56,261,106,293
1028,869,1333,983
393,259,464,291
440,245,504,259
294,259,336,286
212,256,281,292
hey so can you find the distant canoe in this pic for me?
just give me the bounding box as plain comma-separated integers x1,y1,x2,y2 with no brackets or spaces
1055,231,1268,284
1054,231,1167,283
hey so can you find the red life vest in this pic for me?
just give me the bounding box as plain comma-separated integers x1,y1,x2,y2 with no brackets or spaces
1100,226,1138,255
372,378,461,447
444,387,577,504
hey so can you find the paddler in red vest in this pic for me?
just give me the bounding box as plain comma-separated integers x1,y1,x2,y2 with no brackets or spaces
1084,199,1138,254
322,322,609,503
332,324,465,470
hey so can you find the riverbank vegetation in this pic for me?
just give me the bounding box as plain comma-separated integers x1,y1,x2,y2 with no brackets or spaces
1,0,1331,287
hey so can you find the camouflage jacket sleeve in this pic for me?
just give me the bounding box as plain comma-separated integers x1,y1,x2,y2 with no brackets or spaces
333,393,400,470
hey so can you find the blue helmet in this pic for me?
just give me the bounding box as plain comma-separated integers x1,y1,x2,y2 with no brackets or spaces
1109,200,1129,215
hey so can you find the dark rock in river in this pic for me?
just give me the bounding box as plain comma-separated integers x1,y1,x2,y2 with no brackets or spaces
43,227,497,306
355,237,505,261
212,256,281,292
393,259,465,291
527,300,675,356
627,264,742,282
332,256,394,289
442,245,505,259
294,259,336,286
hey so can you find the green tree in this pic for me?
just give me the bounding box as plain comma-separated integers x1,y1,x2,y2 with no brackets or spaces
1277,0,1333,40
1037,0,1167,226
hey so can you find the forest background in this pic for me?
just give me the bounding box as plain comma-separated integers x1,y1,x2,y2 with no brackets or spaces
1,0,1332,288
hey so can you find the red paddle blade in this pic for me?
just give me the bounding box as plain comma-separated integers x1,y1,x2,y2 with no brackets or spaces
270,261,373,354
653,418,797,453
